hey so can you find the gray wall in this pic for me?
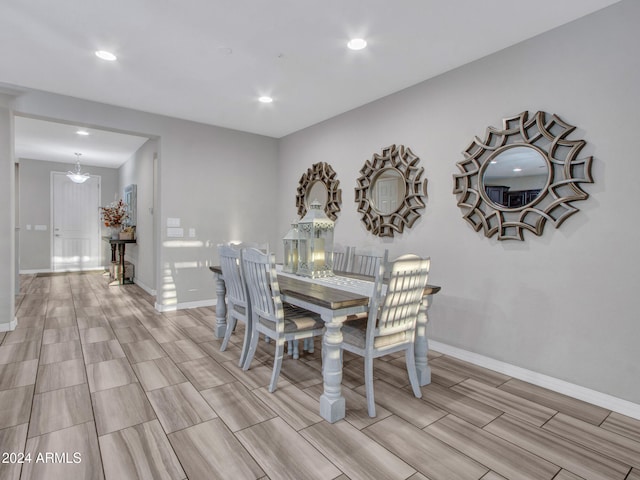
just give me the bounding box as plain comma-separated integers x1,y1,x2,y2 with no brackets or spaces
18,158,120,270
118,139,157,293
277,1,640,404
12,93,279,309
0,95,15,329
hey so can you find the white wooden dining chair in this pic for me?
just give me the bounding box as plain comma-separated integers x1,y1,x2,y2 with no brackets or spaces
217,244,252,367
229,241,276,343
332,244,354,272
341,254,430,417
350,248,389,277
228,241,268,252
229,242,307,357
241,247,325,392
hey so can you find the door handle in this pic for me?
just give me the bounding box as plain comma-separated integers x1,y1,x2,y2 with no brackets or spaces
55,234,61,237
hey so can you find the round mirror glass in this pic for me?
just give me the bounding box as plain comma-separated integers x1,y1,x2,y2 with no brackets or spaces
306,180,328,210
371,168,406,215
482,146,549,209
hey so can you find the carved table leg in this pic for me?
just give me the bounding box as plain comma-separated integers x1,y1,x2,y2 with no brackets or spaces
415,295,432,385
118,244,126,285
214,273,227,339
320,314,346,423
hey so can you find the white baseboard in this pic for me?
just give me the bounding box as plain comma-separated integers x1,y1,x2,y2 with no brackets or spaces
430,340,640,421
133,278,157,297
20,269,52,274
0,318,18,332
155,298,216,312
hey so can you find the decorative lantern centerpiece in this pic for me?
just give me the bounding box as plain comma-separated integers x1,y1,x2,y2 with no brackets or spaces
297,200,335,278
282,220,299,274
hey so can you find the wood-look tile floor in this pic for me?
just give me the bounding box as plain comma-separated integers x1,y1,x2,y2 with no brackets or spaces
2,273,640,480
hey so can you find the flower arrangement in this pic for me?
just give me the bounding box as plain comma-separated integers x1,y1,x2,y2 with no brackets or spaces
100,199,128,229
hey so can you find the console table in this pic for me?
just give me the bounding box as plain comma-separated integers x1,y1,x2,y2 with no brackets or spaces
103,237,136,285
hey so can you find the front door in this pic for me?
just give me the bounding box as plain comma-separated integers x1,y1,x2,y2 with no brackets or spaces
51,172,101,271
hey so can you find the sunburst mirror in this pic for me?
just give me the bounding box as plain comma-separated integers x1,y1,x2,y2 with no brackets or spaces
453,111,593,241
296,162,342,221
355,144,427,237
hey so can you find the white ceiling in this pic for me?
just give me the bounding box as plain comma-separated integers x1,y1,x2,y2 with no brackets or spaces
1,0,621,165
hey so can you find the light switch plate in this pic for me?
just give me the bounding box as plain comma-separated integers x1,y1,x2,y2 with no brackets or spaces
167,227,184,238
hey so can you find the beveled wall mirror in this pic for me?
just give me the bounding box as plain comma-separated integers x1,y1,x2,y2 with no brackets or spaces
453,111,593,240
296,162,342,221
355,144,427,237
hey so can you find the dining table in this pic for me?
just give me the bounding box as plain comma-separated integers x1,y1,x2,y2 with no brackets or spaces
209,265,441,423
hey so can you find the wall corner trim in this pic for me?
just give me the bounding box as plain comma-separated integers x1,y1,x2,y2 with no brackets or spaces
0,318,18,332
429,340,640,420
133,278,156,297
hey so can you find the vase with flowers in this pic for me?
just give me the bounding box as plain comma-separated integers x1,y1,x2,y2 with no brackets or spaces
100,199,129,239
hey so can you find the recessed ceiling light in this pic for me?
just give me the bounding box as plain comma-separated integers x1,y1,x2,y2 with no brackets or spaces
347,38,367,51
76,130,90,136
513,167,522,172
258,96,273,104
95,50,117,61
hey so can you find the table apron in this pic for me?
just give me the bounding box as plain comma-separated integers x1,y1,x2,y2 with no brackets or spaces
280,293,367,319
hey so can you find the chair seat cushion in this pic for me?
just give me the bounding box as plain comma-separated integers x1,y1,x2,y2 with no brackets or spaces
259,303,324,333
341,318,407,349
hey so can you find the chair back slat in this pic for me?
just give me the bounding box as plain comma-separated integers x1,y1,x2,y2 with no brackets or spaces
368,254,430,344
218,245,246,307
332,245,354,272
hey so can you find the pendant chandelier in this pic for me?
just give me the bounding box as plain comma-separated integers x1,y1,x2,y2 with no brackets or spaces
67,152,90,183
